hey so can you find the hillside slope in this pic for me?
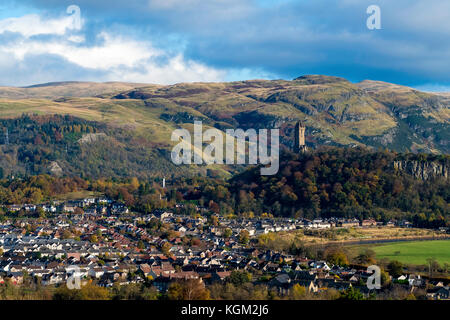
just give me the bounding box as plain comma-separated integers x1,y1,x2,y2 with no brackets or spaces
0,81,152,99
110,75,450,153
0,76,448,178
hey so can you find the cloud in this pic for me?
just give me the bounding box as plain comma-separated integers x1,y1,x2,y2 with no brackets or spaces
3,32,155,69
0,9,229,86
1,0,450,88
0,13,77,37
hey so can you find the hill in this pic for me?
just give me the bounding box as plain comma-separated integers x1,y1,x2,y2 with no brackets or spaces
0,76,448,178
0,114,194,179
225,147,449,221
0,147,447,227
0,81,151,99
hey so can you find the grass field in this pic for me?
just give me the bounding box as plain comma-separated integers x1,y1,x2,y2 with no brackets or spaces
53,191,102,201
260,227,443,246
256,227,447,254
371,240,450,265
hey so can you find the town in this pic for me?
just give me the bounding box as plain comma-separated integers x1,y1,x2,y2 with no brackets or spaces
0,197,448,300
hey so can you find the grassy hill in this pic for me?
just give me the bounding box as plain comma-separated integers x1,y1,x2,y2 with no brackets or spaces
0,75,448,178
0,81,151,99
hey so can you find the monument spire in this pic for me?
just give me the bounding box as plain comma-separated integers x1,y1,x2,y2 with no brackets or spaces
294,121,307,153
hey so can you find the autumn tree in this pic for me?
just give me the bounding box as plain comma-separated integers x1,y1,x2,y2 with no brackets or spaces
53,283,110,300
208,215,219,226
238,229,250,245
167,279,210,300
325,248,349,266
289,283,306,300
161,242,172,257
354,249,376,265
223,228,232,238
74,207,84,215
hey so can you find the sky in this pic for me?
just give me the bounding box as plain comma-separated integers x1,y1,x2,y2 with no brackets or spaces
0,0,449,91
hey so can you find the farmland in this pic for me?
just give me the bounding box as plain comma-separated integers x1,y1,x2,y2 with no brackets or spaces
256,227,447,252
369,240,450,265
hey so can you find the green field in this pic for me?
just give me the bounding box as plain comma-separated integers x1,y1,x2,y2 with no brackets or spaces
371,240,450,265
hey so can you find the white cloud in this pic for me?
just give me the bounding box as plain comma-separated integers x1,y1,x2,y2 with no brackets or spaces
3,32,157,70
108,54,225,84
67,35,85,43
0,13,78,37
0,11,230,85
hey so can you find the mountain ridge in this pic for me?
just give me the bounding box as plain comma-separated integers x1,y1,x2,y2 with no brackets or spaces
0,74,448,179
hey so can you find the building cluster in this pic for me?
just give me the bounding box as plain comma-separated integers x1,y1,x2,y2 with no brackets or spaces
0,197,448,300
5,198,129,215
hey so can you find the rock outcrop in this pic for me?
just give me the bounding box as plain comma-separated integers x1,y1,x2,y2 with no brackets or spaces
77,133,107,144
394,160,449,180
48,161,63,176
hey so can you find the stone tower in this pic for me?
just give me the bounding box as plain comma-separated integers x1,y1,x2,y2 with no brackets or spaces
294,121,307,153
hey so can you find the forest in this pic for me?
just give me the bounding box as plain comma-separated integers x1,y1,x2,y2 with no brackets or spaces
0,114,183,179
0,146,448,229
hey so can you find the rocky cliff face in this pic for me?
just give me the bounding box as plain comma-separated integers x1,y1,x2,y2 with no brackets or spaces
394,160,449,180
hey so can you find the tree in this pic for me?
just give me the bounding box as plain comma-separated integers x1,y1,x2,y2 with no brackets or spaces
161,242,172,257
325,248,349,266
339,287,364,300
112,283,158,300
74,207,84,215
53,286,83,300
223,228,232,238
208,215,219,226
53,283,110,300
229,271,252,286
387,260,403,278
380,269,391,287
426,258,440,278
209,201,220,214
289,283,306,300
130,177,140,191
61,230,72,240
36,206,46,218
354,249,376,265
443,263,449,273
238,229,250,245
167,279,210,300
